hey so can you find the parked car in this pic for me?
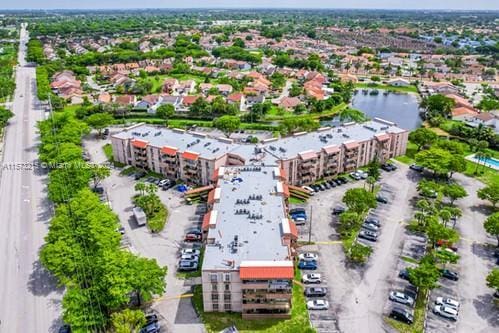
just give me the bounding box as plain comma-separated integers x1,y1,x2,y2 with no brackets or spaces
290,208,306,215
134,171,146,180
435,297,460,310
357,170,368,179
440,269,459,281
293,216,307,225
436,240,458,252
180,254,199,262
178,260,198,271
184,233,202,242
118,226,125,235
291,212,307,220
365,217,380,227
350,171,361,180
304,287,327,297
318,184,326,191
323,182,331,189
299,253,318,262
398,269,410,281
337,176,348,184
433,305,458,321
362,223,380,232
410,164,424,172
298,260,317,270
332,206,346,215
181,248,201,256
376,195,389,204
327,180,337,187
158,179,170,187
306,299,329,310
311,185,321,192
381,163,396,171
185,227,202,235
145,313,158,324
389,307,414,324
389,291,415,306
302,273,321,284
358,230,378,242
58,325,71,333
301,186,315,195
140,321,160,333
404,285,418,300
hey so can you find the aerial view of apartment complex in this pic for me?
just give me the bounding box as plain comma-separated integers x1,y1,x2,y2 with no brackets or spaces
111,118,408,186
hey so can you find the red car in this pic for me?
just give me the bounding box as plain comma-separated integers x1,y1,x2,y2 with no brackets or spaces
184,233,202,242
436,240,458,252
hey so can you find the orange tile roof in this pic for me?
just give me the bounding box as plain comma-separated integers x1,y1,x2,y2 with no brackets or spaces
344,141,359,150
182,151,200,161
298,150,317,161
322,145,340,154
240,266,294,279
207,189,216,205
131,139,148,149
375,133,390,141
289,220,298,239
452,107,478,117
282,183,290,198
202,212,211,230
161,146,178,156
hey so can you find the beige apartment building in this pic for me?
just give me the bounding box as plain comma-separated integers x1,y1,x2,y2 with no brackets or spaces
111,118,408,186
201,166,297,319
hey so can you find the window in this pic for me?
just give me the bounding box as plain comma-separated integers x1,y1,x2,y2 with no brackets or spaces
209,274,218,283
224,292,231,301
211,283,218,291
224,303,231,311
212,303,219,311
224,283,230,291
211,293,219,301
223,273,231,282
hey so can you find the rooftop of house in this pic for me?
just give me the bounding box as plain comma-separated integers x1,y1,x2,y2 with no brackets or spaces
202,165,290,271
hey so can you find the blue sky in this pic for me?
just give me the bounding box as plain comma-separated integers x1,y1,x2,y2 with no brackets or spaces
2,0,498,10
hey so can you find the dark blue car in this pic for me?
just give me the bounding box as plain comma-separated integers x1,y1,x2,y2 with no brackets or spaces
298,260,317,270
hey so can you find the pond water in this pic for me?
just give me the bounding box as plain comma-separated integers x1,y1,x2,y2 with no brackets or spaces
321,89,422,130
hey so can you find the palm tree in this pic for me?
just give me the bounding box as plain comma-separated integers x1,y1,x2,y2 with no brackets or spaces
365,176,376,193
439,208,452,227
134,182,146,196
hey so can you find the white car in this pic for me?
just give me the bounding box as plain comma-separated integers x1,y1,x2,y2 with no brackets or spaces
299,253,318,262
302,273,321,284
357,170,368,179
301,186,315,195
433,305,458,321
181,248,201,256
180,254,199,262
158,179,170,187
307,299,329,310
435,297,460,310
389,291,415,306
350,171,361,180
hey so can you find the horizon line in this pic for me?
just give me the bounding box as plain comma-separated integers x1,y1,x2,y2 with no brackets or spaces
1,7,499,11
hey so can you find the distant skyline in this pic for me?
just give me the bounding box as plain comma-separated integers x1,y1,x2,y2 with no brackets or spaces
2,0,499,10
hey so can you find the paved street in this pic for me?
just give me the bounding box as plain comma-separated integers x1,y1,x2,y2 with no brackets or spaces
83,134,206,333
0,25,62,332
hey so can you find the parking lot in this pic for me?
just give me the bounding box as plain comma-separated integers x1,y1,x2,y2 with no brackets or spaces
294,163,419,333
83,133,206,333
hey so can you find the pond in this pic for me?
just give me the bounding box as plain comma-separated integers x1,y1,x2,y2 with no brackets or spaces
321,89,422,130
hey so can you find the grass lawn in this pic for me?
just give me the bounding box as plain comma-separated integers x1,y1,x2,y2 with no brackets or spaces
400,256,419,265
463,159,499,187
394,141,418,165
191,268,314,333
289,196,306,204
264,103,347,121
385,289,427,333
143,73,210,93
355,82,419,94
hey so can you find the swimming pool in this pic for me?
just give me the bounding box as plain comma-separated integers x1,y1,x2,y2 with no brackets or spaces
472,155,499,170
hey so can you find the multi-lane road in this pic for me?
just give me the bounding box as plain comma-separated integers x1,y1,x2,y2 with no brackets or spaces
0,24,61,332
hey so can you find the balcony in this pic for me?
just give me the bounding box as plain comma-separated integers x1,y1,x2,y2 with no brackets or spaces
242,302,290,311
241,282,271,290
242,313,291,320
243,292,292,300
161,155,177,163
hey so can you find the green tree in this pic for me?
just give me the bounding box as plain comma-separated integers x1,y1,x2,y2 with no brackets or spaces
135,182,147,196
415,147,453,177
0,106,14,129
213,115,241,137
90,164,111,189
409,128,438,151
442,183,467,205
486,268,499,291
348,242,373,264
86,113,113,137
156,104,175,120
367,160,381,181
408,255,441,290
338,211,361,236
426,218,459,249
342,188,377,214
111,309,146,333
477,184,499,208
484,213,499,247
421,94,455,118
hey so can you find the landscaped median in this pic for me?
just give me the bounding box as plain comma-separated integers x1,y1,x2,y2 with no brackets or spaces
133,182,169,232
191,268,314,333
385,289,428,333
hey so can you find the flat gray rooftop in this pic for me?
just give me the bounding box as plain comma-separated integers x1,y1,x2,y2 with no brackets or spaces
202,166,289,271
262,120,406,160
113,118,406,162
